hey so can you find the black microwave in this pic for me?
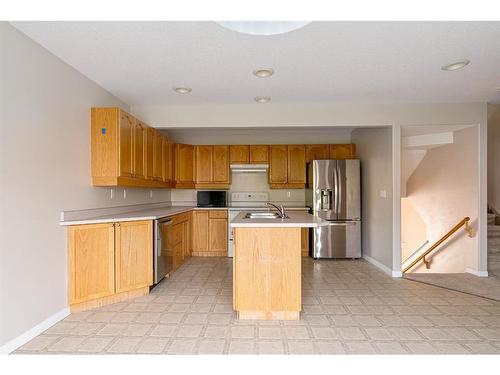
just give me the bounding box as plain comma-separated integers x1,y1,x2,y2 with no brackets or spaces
197,191,227,208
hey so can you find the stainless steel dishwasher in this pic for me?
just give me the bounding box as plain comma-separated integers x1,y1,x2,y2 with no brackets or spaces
154,218,173,284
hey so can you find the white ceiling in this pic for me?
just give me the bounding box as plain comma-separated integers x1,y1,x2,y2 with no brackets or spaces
11,21,500,106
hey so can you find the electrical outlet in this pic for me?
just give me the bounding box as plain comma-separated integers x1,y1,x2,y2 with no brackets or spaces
150,190,153,199
287,191,291,198
123,189,127,199
110,189,114,199
379,190,387,198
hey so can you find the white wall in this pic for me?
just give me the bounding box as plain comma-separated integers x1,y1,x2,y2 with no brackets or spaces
351,127,394,271
405,126,479,273
488,104,500,212
0,23,170,348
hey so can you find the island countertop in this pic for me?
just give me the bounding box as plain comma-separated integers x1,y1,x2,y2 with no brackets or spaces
230,211,327,228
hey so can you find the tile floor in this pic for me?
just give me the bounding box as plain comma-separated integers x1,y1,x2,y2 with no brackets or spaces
404,273,500,302
14,257,500,354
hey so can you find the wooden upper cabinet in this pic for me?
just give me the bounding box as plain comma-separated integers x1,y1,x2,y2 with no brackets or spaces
118,110,135,178
195,145,229,187
287,145,306,184
230,145,250,164
91,107,172,188
145,127,155,180
133,121,146,179
174,143,195,187
114,221,153,293
269,145,288,184
68,223,115,305
153,131,164,181
163,136,173,184
330,144,356,159
195,146,214,183
250,145,269,164
213,146,229,183
306,144,330,163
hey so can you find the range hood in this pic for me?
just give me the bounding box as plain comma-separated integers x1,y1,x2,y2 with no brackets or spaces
230,164,269,173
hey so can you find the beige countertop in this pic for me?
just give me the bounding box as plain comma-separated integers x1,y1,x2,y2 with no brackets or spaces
60,205,309,226
230,211,327,228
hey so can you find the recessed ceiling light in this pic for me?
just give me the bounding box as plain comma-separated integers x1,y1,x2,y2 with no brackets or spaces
173,87,192,94
255,96,271,103
441,59,470,71
253,68,274,78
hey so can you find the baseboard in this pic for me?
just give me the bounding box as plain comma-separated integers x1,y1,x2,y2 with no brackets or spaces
363,254,402,278
465,268,489,277
0,307,70,354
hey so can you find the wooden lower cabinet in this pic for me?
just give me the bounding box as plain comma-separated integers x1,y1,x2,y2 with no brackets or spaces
115,221,153,293
192,209,228,256
171,212,192,271
301,228,309,256
68,223,115,305
67,221,153,312
233,227,301,320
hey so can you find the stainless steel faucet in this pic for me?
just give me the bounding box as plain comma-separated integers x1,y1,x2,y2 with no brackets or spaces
266,202,288,219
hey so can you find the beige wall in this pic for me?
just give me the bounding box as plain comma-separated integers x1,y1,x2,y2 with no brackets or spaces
401,198,427,260
406,126,479,273
0,23,170,347
488,104,500,212
351,127,394,270
170,172,306,206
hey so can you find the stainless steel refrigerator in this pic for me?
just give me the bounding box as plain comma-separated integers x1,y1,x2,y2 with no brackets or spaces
306,160,361,259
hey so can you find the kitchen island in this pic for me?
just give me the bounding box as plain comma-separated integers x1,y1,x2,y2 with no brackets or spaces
231,211,327,320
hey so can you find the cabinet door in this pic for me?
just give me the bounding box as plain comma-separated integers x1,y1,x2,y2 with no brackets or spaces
230,145,249,163
118,110,135,177
287,145,306,184
175,144,195,184
172,223,184,271
68,223,115,304
330,144,356,159
162,136,172,184
115,221,153,293
213,145,229,183
145,127,155,180
195,146,214,183
269,145,288,184
134,121,146,179
209,218,228,253
306,144,330,163
183,218,192,259
250,145,269,164
153,132,164,181
192,211,209,252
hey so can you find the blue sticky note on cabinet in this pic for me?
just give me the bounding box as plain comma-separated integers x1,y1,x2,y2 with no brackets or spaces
101,128,106,135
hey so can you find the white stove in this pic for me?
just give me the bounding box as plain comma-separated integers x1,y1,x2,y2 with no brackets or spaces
227,192,270,257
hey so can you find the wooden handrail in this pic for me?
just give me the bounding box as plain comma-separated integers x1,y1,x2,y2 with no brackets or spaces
402,217,472,273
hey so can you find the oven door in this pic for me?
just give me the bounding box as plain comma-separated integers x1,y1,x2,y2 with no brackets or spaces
155,218,173,284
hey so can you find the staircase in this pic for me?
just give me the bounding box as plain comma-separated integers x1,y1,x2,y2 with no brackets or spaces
488,207,500,277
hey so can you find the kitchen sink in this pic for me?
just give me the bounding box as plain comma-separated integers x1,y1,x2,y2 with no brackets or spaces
244,212,288,219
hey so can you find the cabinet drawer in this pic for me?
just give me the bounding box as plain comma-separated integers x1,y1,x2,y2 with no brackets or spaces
209,210,228,219
171,212,191,225
172,223,183,244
